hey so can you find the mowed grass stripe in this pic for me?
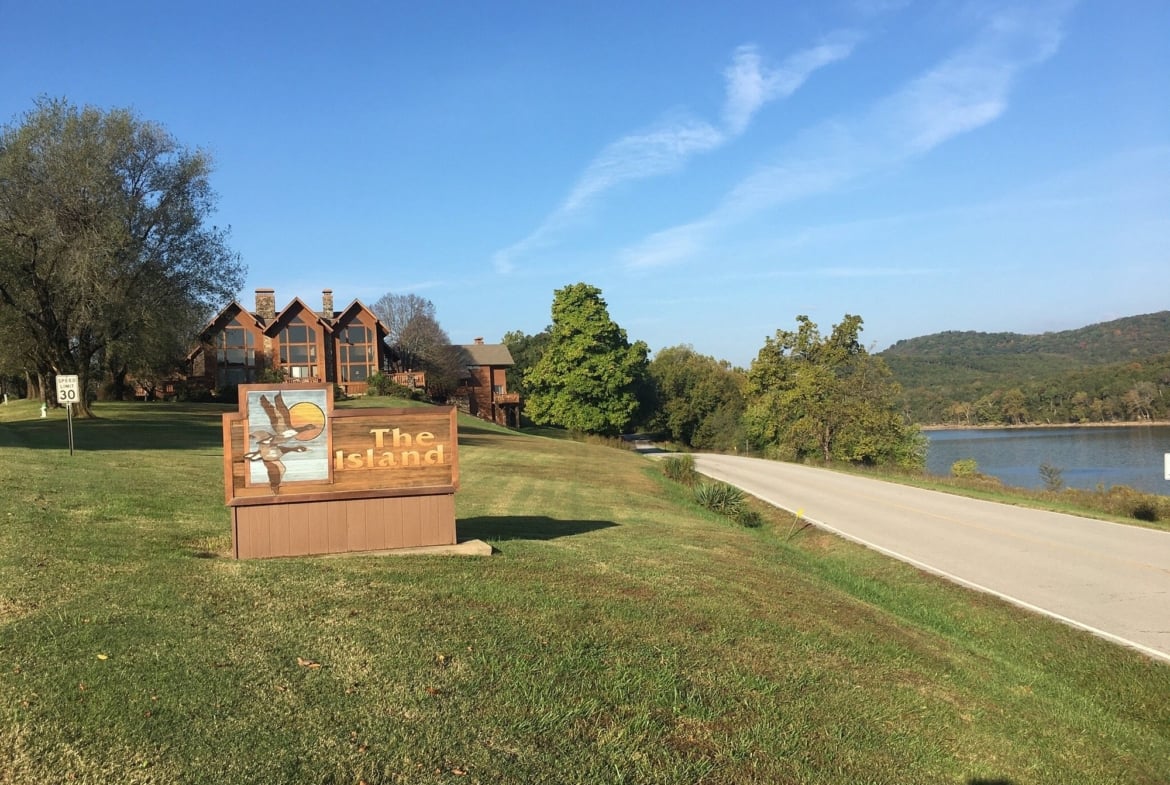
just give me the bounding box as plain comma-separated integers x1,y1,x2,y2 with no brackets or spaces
0,401,1167,784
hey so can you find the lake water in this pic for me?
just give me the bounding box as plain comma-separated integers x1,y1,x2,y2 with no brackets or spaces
925,426,1170,496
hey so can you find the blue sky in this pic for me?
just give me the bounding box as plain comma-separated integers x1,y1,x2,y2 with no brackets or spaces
4,1,1168,366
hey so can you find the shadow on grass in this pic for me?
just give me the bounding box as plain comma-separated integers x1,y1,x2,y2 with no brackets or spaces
458,434,525,448
0,416,223,451
458,515,617,542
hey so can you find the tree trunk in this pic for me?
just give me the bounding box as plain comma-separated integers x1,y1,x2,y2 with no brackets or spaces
106,363,130,401
25,371,41,401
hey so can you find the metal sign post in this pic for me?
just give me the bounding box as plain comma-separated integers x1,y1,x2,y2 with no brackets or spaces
56,375,79,456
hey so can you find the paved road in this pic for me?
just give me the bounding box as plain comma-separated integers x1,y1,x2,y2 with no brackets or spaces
688,452,1170,663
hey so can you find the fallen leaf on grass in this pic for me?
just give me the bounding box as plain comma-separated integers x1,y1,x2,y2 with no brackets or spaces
296,657,322,669
96,653,108,660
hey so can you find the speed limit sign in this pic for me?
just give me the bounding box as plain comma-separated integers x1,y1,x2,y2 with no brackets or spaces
56,374,80,404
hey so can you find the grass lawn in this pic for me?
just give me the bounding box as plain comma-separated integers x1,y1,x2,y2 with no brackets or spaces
1,399,1168,784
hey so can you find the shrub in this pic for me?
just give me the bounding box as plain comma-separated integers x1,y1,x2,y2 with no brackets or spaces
661,454,697,485
693,481,745,518
951,459,979,478
1132,501,1160,522
735,508,764,528
386,383,418,399
366,372,391,396
1061,484,1170,523
1039,462,1064,492
257,367,286,384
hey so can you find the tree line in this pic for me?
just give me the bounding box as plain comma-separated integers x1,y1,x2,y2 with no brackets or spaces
895,356,1170,426
505,283,924,469
881,314,1170,425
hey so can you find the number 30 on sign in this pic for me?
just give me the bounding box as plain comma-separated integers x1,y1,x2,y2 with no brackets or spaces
56,374,80,404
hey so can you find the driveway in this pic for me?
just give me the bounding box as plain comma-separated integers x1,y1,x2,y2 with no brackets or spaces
677,451,1170,663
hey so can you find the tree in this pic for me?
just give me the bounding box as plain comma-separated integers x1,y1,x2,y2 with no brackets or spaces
523,283,650,435
1122,382,1157,421
396,313,464,398
371,292,436,356
648,345,746,450
0,98,242,415
501,327,551,399
1000,388,1029,425
744,314,923,468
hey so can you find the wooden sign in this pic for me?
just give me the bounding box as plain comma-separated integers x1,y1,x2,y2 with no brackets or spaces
222,384,459,558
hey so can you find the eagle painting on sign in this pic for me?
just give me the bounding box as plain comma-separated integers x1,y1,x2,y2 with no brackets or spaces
222,383,459,559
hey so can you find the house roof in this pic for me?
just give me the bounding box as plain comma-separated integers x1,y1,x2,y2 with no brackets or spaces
334,298,389,333
456,343,514,366
271,296,330,331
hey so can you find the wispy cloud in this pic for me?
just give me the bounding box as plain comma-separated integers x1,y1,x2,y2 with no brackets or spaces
491,33,861,274
722,35,860,135
621,2,1072,270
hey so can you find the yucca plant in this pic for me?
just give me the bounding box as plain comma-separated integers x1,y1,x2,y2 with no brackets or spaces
661,454,698,485
693,481,745,517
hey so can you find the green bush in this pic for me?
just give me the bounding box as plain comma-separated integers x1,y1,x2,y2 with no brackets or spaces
950,458,979,478
366,372,391,396
661,454,697,485
735,508,764,528
257,367,286,384
693,481,745,518
386,382,418,399
1132,501,1160,522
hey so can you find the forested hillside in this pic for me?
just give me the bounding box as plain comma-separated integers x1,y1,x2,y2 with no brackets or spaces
880,312,1170,425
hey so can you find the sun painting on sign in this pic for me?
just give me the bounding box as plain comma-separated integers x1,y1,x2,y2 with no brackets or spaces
243,389,329,493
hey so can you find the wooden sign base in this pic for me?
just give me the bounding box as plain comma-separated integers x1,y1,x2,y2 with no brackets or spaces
231,492,455,559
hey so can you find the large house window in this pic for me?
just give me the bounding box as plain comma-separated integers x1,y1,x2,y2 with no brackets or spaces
339,324,375,382
215,318,257,387
279,316,318,379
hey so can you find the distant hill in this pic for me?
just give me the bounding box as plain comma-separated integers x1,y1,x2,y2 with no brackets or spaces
882,312,1170,364
878,312,1170,425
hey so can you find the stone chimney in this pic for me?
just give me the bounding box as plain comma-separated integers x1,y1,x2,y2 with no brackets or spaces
322,289,334,316
474,337,484,345
255,288,276,322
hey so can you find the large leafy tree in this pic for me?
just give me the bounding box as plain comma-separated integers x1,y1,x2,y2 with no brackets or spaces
523,283,650,435
745,314,923,467
501,327,551,399
0,98,243,415
649,345,746,450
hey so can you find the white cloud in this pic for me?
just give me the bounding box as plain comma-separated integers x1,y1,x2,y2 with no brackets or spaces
619,2,1072,271
722,34,860,134
491,33,860,274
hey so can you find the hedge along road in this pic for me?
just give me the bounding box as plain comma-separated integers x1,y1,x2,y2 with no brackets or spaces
690,452,1170,664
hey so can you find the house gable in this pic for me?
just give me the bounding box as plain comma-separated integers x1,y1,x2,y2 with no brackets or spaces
188,301,267,387
331,299,388,388
268,297,330,383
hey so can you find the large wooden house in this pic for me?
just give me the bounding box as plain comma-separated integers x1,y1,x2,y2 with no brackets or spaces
452,338,521,427
188,288,388,397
